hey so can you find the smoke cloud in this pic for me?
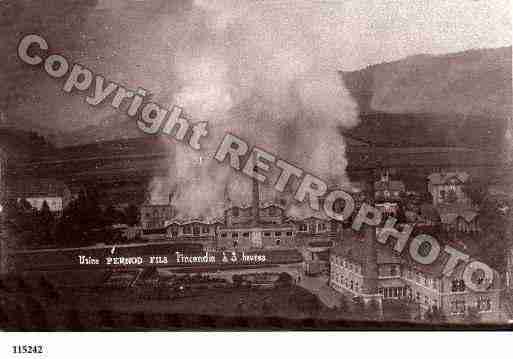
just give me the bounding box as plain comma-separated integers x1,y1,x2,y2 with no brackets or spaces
163,0,359,220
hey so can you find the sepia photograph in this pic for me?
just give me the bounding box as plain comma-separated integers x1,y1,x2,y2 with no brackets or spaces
0,0,512,344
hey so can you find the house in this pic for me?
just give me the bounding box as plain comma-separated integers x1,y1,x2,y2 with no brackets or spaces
427,172,470,206
140,203,174,229
437,204,480,233
374,174,405,217
10,179,71,216
329,231,502,322
164,218,220,249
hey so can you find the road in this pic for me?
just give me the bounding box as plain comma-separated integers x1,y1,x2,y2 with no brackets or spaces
298,274,344,308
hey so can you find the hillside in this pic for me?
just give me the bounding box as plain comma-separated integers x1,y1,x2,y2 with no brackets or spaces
342,46,511,118
22,47,513,151
341,47,511,150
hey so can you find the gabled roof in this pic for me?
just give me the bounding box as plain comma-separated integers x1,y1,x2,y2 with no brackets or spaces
420,203,440,222
428,172,469,185
289,214,331,222
374,180,405,192
332,228,500,280
437,204,479,224
331,235,402,266
164,218,221,227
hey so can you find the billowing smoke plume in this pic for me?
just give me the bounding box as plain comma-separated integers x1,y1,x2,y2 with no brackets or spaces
163,0,359,220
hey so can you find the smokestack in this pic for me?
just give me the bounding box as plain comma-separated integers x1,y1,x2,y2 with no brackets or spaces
252,156,260,225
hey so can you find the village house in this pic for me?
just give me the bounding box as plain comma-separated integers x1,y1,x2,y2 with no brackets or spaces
329,234,503,322
11,179,71,217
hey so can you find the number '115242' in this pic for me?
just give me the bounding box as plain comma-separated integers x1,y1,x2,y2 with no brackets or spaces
12,345,43,354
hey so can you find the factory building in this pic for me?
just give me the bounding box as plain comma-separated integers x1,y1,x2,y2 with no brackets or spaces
330,229,502,322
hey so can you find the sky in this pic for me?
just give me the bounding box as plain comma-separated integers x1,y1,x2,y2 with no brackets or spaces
0,0,511,137
94,0,512,70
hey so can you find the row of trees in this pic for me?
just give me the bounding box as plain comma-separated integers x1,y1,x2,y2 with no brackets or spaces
5,189,141,248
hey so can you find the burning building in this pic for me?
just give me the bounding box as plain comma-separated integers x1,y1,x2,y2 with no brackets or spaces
217,175,296,249
140,203,174,230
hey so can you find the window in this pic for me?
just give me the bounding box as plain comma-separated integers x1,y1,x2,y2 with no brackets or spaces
275,231,282,237
424,296,429,306
390,265,397,276
171,231,178,237
450,300,466,314
350,280,354,290
193,226,200,235
202,226,209,234
286,231,293,236
451,280,466,292
264,231,271,237
416,292,420,302
299,224,308,232
183,226,191,234
242,232,249,237
276,239,281,246
232,208,239,217
233,240,238,247
220,232,227,238
232,232,239,238
477,297,491,312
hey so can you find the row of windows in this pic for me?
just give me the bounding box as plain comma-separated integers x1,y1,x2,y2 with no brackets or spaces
298,223,328,232
332,273,360,293
449,297,492,315
451,279,466,293
380,287,438,308
167,226,213,236
404,269,438,289
331,257,362,275
379,265,400,277
231,239,283,247
219,231,293,238
379,286,408,299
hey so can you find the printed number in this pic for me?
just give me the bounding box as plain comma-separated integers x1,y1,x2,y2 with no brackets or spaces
12,345,43,354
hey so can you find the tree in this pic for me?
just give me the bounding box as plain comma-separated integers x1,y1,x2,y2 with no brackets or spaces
232,274,243,287
338,295,349,312
103,205,125,225
124,204,140,226
425,305,446,323
465,306,481,324
276,272,293,287
462,180,489,207
38,200,54,243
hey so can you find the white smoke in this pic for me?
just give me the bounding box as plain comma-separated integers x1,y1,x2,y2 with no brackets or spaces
150,1,359,220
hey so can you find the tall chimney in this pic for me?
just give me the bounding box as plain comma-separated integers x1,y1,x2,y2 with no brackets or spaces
251,154,260,225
